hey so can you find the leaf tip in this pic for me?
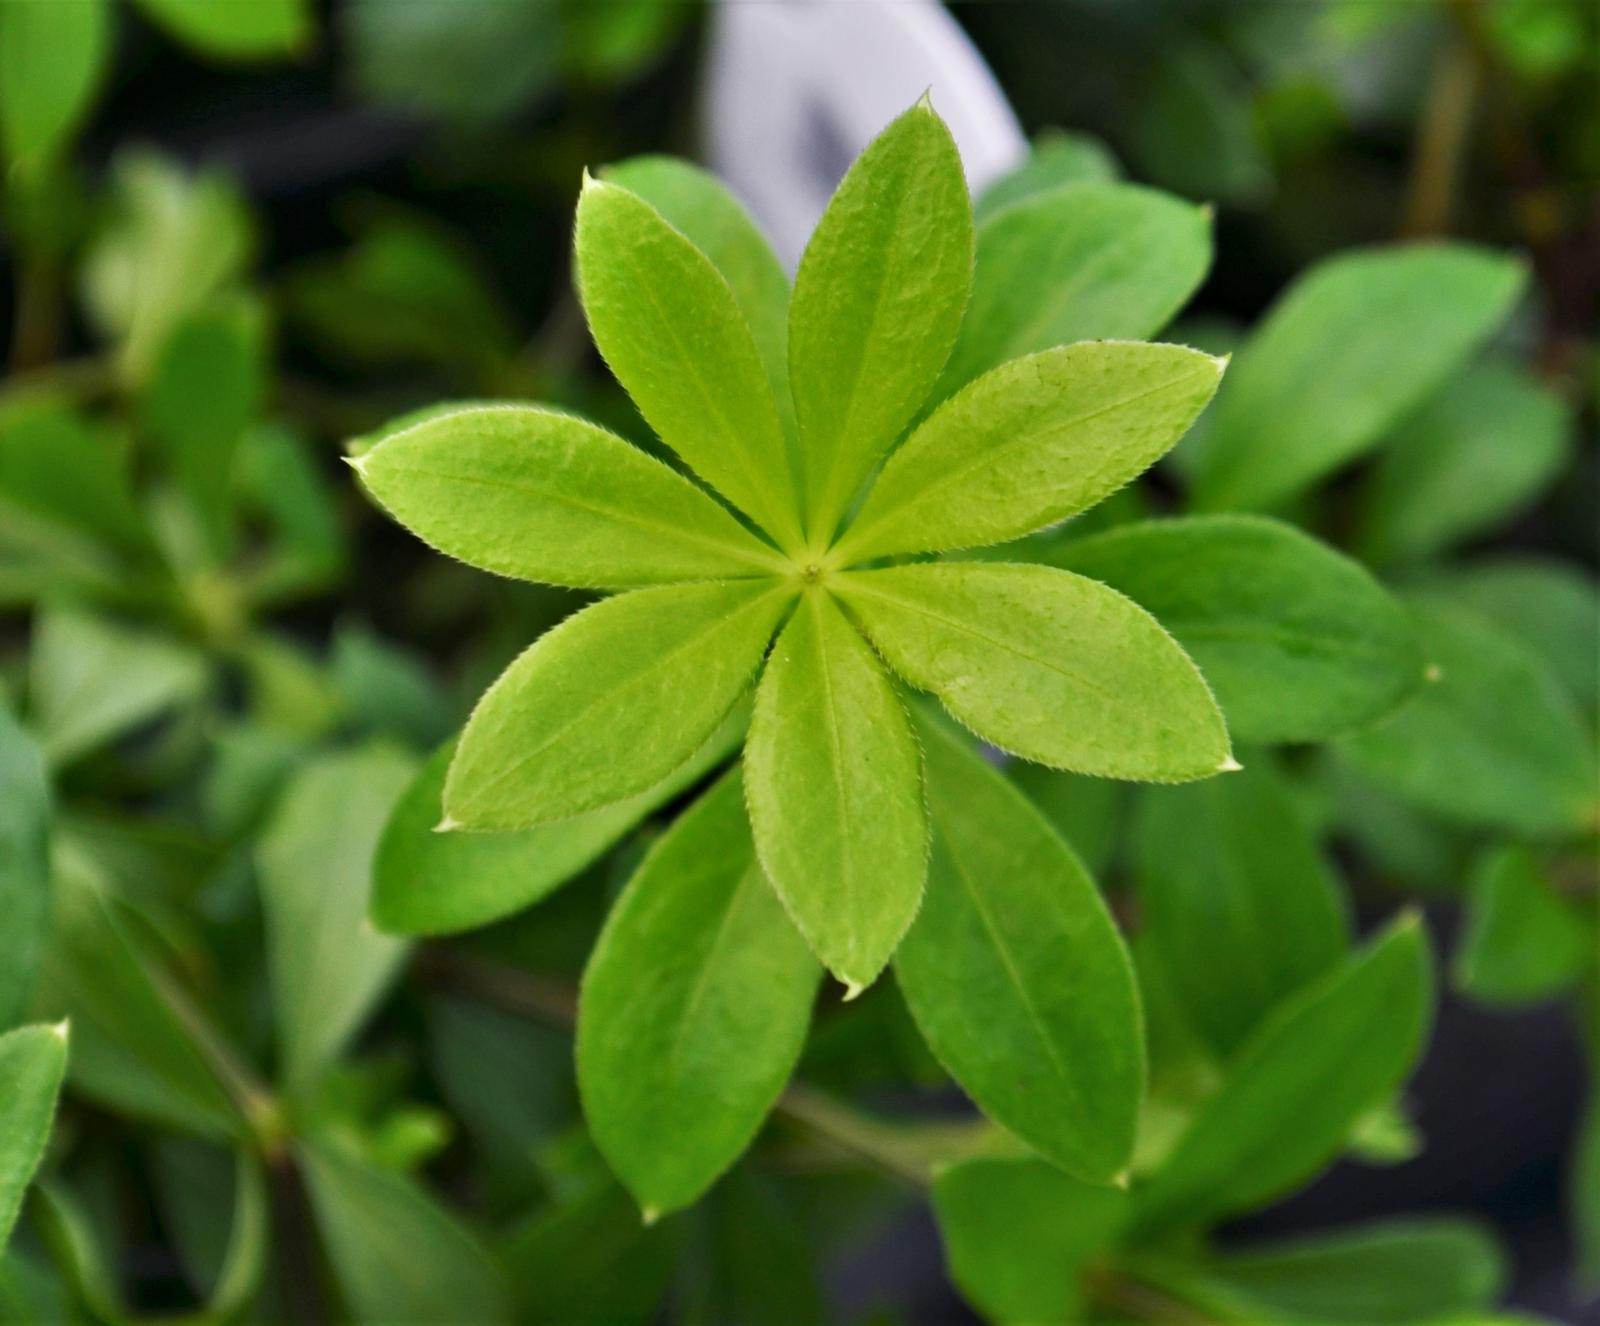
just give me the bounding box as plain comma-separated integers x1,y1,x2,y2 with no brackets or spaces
640,1205,662,1227
1110,1168,1131,1190
1216,755,1243,773
915,87,935,113
1423,662,1444,684
840,979,868,1003
342,451,369,475
50,1019,70,1043
433,816,462,834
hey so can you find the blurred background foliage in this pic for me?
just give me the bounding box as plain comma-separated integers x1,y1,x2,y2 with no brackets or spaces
0,0,1595,1322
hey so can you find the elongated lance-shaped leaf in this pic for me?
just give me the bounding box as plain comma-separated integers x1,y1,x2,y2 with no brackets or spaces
0,1022,68,1251
1048,516,1422,744
837,563,1230,781
745,591,926,993
445,581,793,829
372,708,746,936
1189,243,1526,511
1132,915,1433,1236
258,745,417,1093
895,716,1144,1182
578,771,820,1216
839,342,1223,561
575,177,801,549
353,405,785,589
601,156,793,441
300,1140,509,1324
1133,757,1349,1057
0,0,108,176
941,183,1211,394
0,702,50,1026
788,98,973,544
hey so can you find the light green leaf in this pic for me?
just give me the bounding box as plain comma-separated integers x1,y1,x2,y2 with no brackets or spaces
1133,757,1349,1057
258,745,418,1092
28,606,208,767
355,404,782,589
745,592,925,992
35,852,238,1137
1135,1218,1505,1323
601,157,792,438
372,709,745,936
445,581,791,829
81,152,255,382
788,98,973,544
130,0,311,59
0,0,108,175
895,717,1143,1182
578,771,820,1215
1358,358,1571,566
940,186,1211,394
1441,557,1600,715
840,342,1223,561
974,129,1121,220
1049,515,1424,743
1132,916,1433,1236
139,293,267,554
837,562,1230,781
0,1023,68,1251
300,1140,508,1324
575,177,800,549
0,704,50,1027
932,1156,1127,1323
1336,595,1597,837
1191,244,1526,511
1455,846,1591,1005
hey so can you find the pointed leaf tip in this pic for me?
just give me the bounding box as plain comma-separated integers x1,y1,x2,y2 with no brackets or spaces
50,1019,70,1042
433,816,460,834
841,980,867,1002
640,1205,660,1227
1424,663,1444,683
1217,756,1244,773
916,88,935,112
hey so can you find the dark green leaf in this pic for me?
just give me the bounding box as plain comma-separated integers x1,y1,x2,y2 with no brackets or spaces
0,1023,68,1251
0,703,49,1027
974,130,1121,220
1455,846,1591,1004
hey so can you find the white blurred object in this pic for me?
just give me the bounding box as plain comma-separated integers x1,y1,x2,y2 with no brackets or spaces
704,0,1027,267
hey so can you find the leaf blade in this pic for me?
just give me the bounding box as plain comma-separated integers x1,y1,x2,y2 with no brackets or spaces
444,581,792,829
837,562,1230,781
745,592,926,991
0,1023,68,1252
577,772,820,1215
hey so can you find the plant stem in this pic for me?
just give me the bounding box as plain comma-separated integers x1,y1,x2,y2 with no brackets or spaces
1401,24,1479,237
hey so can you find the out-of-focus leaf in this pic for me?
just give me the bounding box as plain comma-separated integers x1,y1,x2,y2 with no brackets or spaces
0,396,145,550
560,0,686,80
130,0,310,59
0,1245,70,1322
500,1155,679,1325
344,0,558,126
28,607,208,767
681,1169,822,1326
0,1023,68,1251
895,717,1143,1184
1357,359,1570,565
1048,515,1423,744
1132,916,1432,1236
939,185,1211,393
1347,1097,1424,1167
81,152,254,382
578,771,819,1216
257,745,418,1092
932,1156,1127,1322
1337,595,1597,838
1133,757,1348,1057
300,1139,508,1324
0,0,109,176
286,214,515,372
1455,846,1591,1004
148,1141,268,1317
974,129,1121,220
234,423,345,601
139,294,267,556
331,623,453,749
1190,245,1526,511
34,850,239,1138
1133,44,1271,205
0,704,50,1027
1441,557,1600,715
1133,1218,1505,1322
373,709,743,936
